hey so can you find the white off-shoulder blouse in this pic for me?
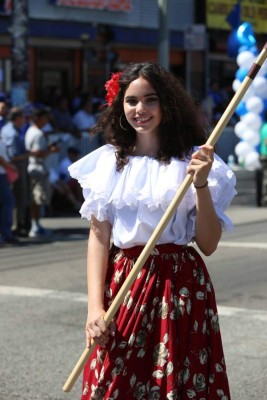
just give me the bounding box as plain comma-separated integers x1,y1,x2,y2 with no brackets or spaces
68,144,236,249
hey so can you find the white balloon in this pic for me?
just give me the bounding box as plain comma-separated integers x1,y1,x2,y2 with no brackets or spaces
253,76,267,98
257,65,267,77
242,86,255,101
236,51,255,69
235,141,254,157
232,79,241,92
244,151,260,169
246,96,264,114
242,129,260,146
241,112,262,131
234,121,247,139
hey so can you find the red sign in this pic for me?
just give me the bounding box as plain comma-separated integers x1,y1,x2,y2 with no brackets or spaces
54,0,132,12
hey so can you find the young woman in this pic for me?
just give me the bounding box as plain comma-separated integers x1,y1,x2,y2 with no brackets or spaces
69,62,236,399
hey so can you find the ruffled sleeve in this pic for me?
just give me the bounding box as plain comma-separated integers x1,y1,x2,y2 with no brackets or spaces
68,144,117,222
186,152,237,237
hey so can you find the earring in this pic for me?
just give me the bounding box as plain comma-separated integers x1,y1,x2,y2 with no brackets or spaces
119,114,128,131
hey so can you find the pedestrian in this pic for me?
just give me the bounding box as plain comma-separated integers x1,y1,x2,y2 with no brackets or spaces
69,62,236,399
0,139,19,245
0,100,9,129
25,106,59,238
1,107,31,237
58,146,83,205
52,95,81,140
49,147,83,212
72,93,96,135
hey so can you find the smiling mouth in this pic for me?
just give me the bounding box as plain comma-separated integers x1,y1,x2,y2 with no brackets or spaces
134,117,152,124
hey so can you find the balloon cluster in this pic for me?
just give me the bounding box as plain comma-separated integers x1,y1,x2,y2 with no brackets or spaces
228,22,267,169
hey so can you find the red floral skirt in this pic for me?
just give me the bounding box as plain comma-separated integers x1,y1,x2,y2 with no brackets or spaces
81,244,231,400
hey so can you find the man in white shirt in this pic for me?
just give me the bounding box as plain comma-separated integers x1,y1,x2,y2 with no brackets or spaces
25,107,58,238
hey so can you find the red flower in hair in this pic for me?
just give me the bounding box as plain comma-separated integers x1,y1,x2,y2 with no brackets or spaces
105,72,122,106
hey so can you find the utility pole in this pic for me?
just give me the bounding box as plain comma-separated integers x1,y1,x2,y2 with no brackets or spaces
10,0,29,106
158,0,169,69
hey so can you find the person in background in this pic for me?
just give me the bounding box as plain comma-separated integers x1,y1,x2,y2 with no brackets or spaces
0,101,9,129
52,96,81,139
72,93,96,135
70,85,83,114
20,102,35,140
1,107,31,237
202,80,224,125
0,139,19,245
69,62,236,399
49,146,83,212
58,146,83,205
25,106,59,238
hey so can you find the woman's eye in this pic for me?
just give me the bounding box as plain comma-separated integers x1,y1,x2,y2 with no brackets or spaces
126,99,137,106
125,96,158,106
147,97,158,103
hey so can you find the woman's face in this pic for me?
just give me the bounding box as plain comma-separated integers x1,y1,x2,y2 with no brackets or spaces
123,77,162,138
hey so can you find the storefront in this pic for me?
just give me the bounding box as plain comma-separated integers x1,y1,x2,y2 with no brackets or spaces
0,0,200,103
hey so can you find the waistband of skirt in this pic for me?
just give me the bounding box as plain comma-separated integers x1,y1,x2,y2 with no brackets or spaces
120,243,186,258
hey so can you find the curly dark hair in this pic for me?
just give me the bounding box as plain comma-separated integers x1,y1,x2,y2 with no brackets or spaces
92,62,208,171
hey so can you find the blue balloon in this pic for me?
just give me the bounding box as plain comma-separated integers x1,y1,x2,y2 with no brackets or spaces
235,101,247,116
227,22,257,58
237,22,256,47
227,30,241,58
236,67,248,82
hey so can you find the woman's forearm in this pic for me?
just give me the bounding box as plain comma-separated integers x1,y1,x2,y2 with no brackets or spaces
195,186,222,256
87,218,111,311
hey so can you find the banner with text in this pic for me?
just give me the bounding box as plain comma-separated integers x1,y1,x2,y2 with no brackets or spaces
206,0,267,33
51,0,132,12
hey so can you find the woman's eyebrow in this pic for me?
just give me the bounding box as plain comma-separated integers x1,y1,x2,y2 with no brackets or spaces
125,92,157,100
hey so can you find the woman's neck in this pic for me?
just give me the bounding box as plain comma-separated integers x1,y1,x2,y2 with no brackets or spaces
133,135,159,157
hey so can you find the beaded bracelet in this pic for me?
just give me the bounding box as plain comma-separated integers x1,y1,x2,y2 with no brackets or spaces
194,181,208,189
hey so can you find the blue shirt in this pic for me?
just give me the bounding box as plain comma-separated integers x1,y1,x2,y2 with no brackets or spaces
0,121,26,159
0,117,6,129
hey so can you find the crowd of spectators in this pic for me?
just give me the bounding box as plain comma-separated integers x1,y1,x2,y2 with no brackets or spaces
0,89,105,246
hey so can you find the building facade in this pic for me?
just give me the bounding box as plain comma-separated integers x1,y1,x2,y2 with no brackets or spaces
0,0,210,104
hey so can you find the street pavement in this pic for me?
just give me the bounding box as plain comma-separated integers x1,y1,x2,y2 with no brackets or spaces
0,205,267,399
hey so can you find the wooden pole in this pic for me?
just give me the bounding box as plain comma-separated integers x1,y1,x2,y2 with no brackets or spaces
63,42,267,393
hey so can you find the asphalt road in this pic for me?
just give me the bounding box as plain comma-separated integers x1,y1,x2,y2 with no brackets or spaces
0,205,267,400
